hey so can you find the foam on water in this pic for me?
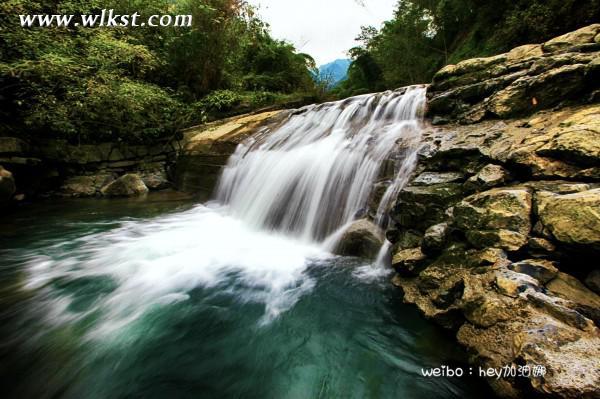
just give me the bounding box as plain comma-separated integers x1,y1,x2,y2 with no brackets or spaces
25,204,330,336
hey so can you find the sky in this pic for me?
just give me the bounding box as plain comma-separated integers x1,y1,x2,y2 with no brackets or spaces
247,0,398,66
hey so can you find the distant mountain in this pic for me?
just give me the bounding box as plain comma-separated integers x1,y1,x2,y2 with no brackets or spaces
315,59,351,88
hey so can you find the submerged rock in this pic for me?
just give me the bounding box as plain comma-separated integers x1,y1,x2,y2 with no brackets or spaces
100,174,149,197
335,219,384,259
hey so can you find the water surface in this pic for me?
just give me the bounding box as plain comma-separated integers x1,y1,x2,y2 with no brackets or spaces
0,193,492,398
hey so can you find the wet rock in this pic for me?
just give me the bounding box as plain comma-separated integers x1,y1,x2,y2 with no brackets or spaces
389,229,422,248
585,270,600,294
335,219,384,259
422,223,449,255
391,247,426,276
536,189,600,251
411,171,464,186
60,174,114,197
100,174,149,197
453,188,532,251
509,259,558,284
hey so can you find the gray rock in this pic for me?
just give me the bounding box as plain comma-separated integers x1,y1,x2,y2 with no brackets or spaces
422,223,449,254
411,171,465,186
140,169,170,190
60,174,114,197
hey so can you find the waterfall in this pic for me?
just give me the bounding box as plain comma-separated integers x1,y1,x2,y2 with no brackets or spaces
216,86,427,245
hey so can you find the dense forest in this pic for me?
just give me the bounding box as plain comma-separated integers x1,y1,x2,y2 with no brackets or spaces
337,0,600,96
0,0,318,144
2,0,599,144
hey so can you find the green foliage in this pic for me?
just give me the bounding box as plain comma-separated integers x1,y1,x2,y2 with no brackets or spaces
197,90,241,113
0,0,317,143
340,0,600,96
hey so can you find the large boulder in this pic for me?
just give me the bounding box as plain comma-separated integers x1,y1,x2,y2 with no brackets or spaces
335,219,385,259
536,106,600,167
100,174,148,197
453,188,532,251
0,165,16,203
60,174,114,197
535,189,600,251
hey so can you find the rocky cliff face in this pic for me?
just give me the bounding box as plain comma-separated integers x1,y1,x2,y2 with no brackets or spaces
0,137,177,200
388,25,600,398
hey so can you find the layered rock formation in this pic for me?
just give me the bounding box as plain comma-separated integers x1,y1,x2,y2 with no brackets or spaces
388,25,600,398
0,136,177,200
428,24,600,124
174,110,285,198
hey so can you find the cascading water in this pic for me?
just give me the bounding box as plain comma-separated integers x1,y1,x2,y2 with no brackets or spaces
217,85,427,245
0,85,490,398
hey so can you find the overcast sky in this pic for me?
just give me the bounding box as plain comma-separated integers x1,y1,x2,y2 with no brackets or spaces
247,0,398,65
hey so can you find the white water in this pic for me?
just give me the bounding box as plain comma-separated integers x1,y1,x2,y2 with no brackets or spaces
217,86,426,243
23,87,427,334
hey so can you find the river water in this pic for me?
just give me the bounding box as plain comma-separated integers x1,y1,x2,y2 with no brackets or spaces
1,88,492,398
1,194,490,398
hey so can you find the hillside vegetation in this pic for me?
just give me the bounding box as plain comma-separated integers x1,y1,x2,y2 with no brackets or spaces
0,0,318,144
336,0,600,96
